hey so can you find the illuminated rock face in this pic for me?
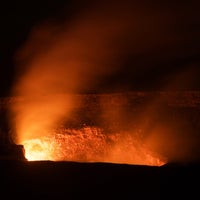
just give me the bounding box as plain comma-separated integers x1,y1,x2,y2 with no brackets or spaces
21,127,166,166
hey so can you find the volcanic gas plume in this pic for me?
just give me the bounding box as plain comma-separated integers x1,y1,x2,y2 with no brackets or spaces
11,3,127,144
9,1,192,165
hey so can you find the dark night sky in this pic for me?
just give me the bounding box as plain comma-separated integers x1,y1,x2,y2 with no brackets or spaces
0,0,200,97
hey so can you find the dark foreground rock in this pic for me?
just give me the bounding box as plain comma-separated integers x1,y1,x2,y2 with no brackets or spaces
1,160,200,200
0,144,26,161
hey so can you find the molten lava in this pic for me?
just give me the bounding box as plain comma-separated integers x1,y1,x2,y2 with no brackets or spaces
22,127,166,166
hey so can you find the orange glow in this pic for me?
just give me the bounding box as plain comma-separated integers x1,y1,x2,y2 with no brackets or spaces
22,127,166,166
9,2,169,167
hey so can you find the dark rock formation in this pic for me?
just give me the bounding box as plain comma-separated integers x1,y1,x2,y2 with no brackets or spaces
0,103,26,161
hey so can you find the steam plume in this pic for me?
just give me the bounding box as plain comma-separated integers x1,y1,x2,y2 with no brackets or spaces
10,2,137,143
